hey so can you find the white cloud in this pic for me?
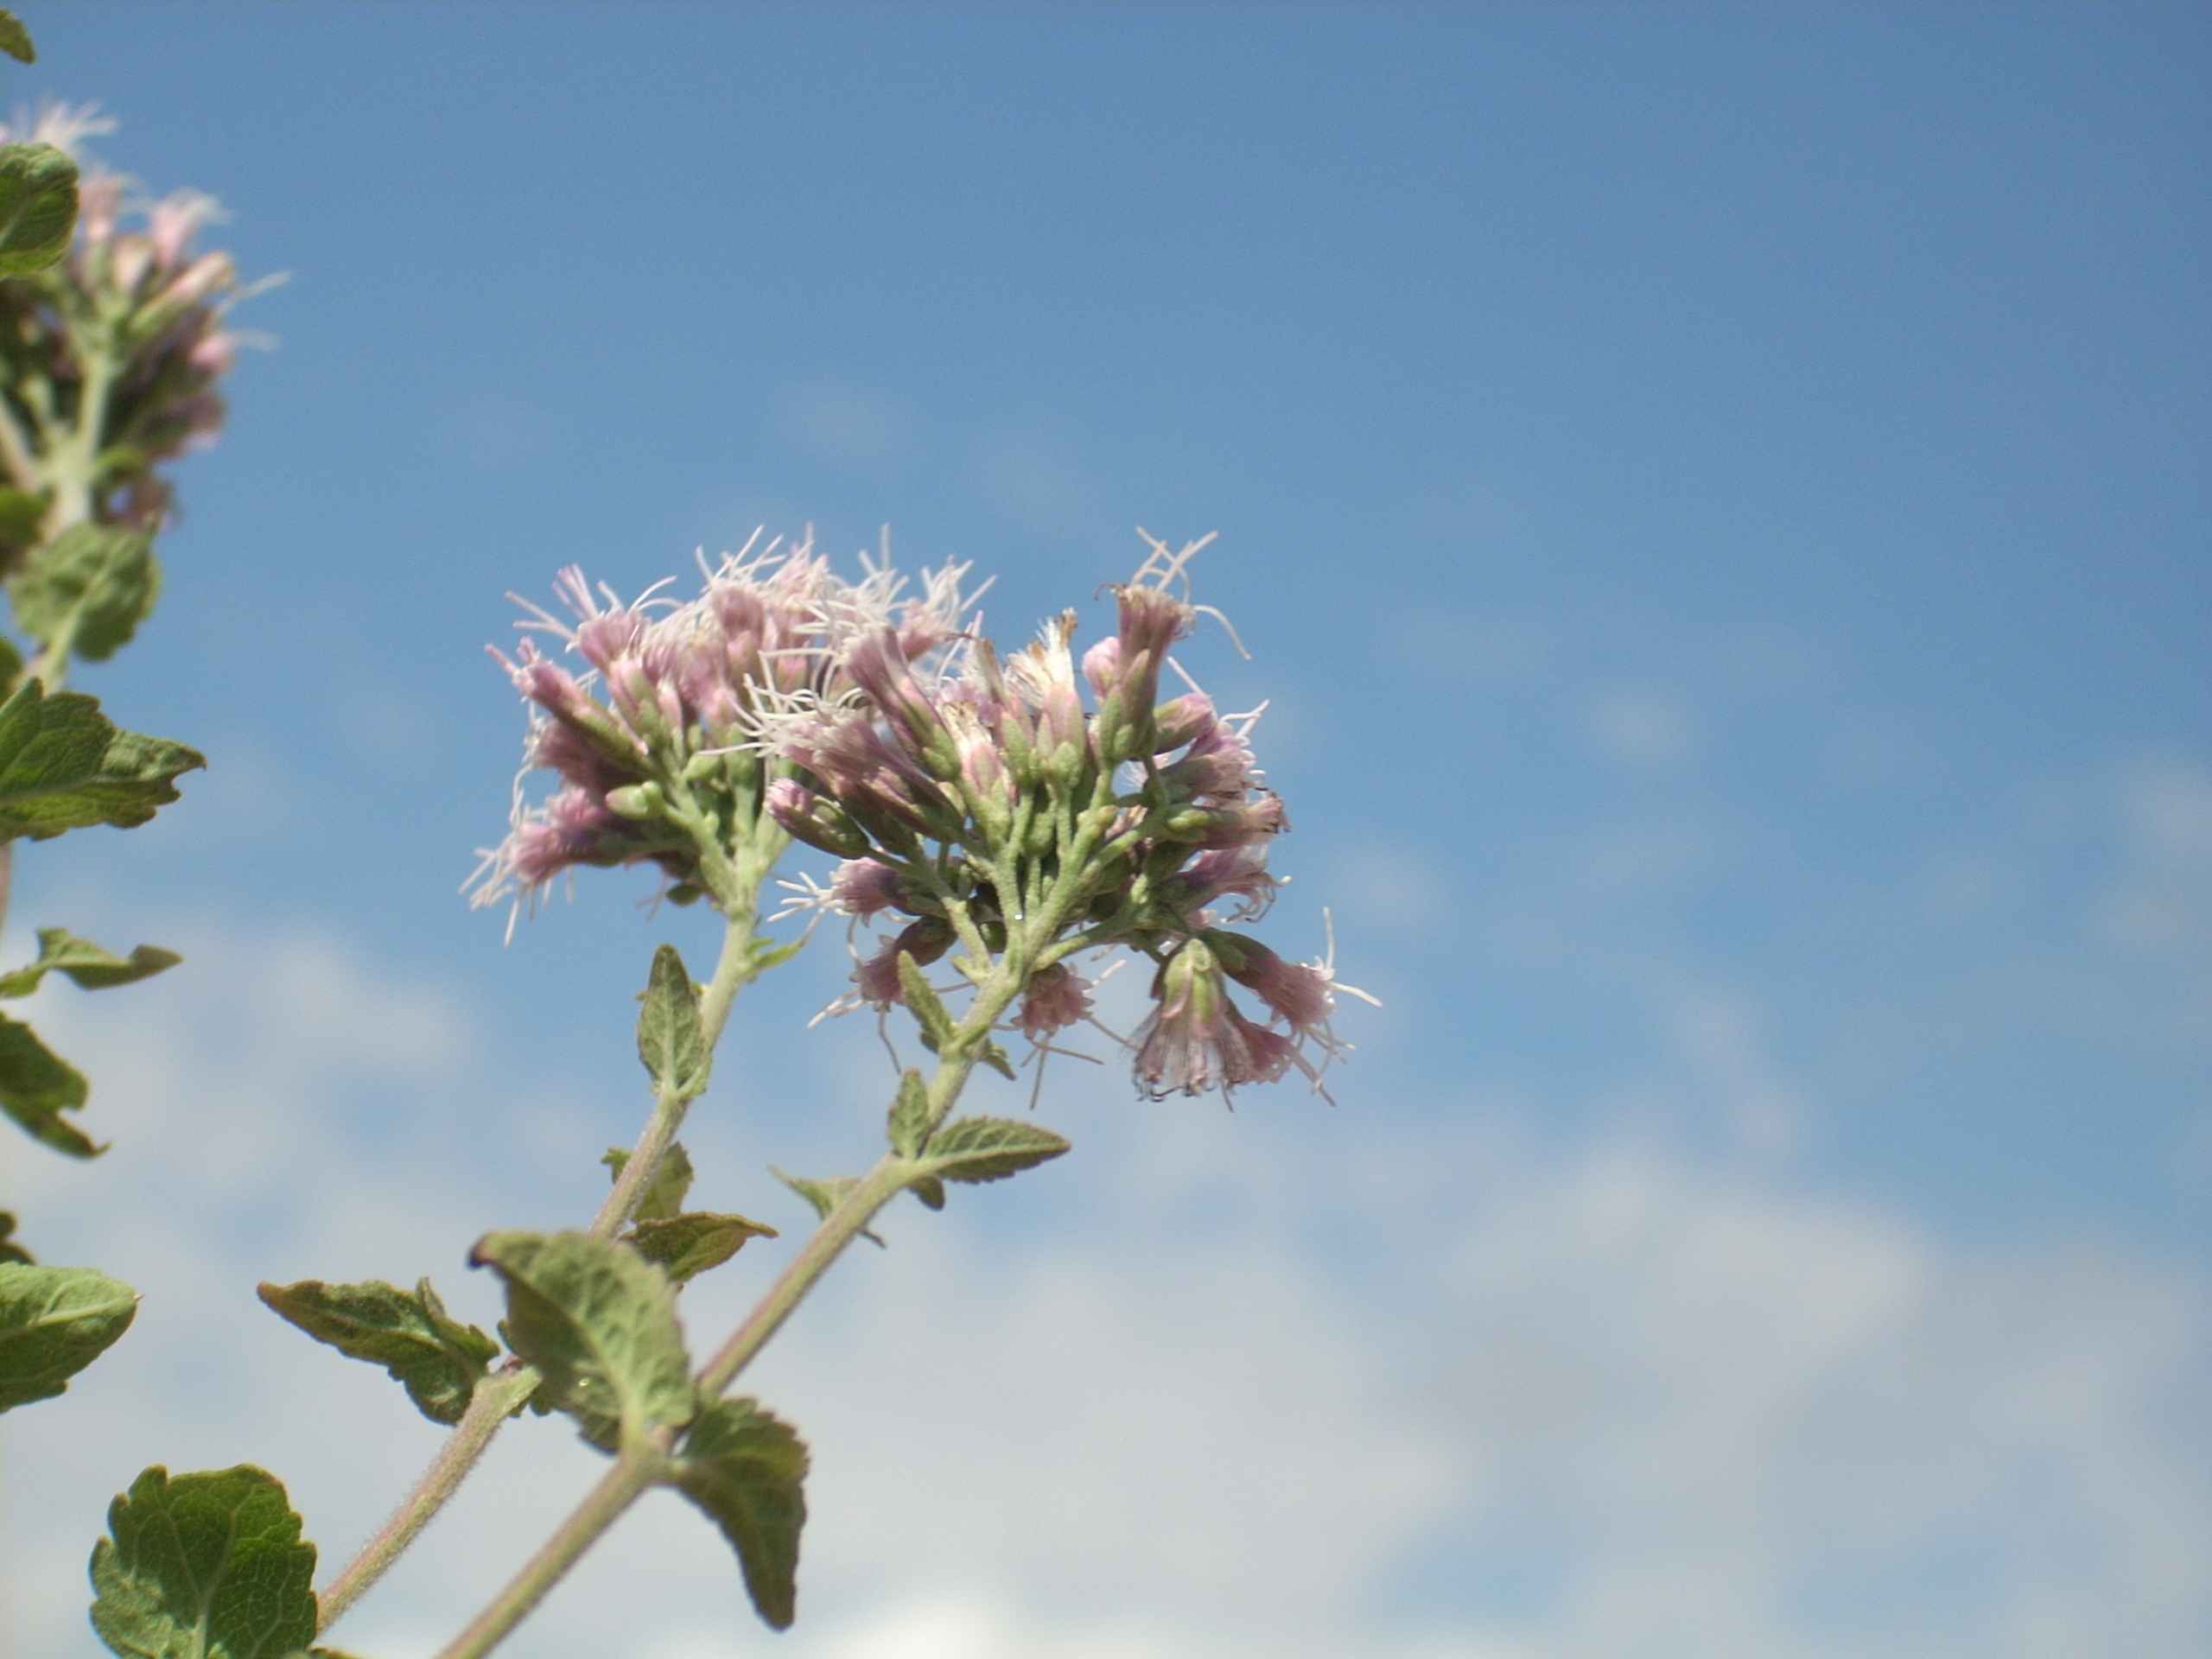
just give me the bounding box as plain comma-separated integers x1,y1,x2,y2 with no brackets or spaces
2096,753,2212,951
4,919,2205,1659
1584,687,1699,771
773,378,919,467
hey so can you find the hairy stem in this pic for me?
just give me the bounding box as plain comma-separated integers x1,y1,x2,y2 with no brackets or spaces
435,971,1027,1657
431,1443,667,1659
315,893,769,1636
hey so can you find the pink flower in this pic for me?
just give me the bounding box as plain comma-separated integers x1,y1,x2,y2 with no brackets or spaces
1015,963,1093,1043
1129,938,1298,1101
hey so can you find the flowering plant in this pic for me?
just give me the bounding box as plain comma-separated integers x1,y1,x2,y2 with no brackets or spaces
0,65,1369,1659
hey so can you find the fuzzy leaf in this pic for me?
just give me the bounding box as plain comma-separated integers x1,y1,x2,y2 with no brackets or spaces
89,1465,317,1658
0,926,181,996
920,1116,1072,1186
0,679,204,841
886,1067,928,1159
671,1396,809,1630
0,1009,95,1155
625,1211,777,1286
257,1277,498,1427
769,1166,883,1249
7,523,161,663
0,1262,135,1411
0,1210,29,1264
636,943,709,1100
893,950,953,1046
601,1140,694,1222
0,142,73,277
469,1230,695,1446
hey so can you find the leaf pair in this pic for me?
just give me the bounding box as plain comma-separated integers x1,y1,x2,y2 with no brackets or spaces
0,927,184,1158
473,1230,808,1629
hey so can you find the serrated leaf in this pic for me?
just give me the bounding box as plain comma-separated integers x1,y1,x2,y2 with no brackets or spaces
0,679,204,841
0,925,181,996
601,1140,694,1222
919,1116,1072,1186
256,1276,498,1427
978,1038,1018,1082
0,11,33,65
636,943,708,1100
469,1230,695,1446
0,1008,95,1155
0,1210,30,1264
89,1465,317,1658
886,1067,928,1159
0,142,73,277
671,1396,809,1630
769,1166,883,1249
0,1262,135,1411
7,523,162,663
625,1211,777,1286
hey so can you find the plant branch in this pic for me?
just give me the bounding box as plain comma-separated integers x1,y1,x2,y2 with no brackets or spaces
315,887,772,1637
430,1441,668,1659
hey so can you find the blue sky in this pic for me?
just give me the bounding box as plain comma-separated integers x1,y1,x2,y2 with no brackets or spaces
4,5,2207,1656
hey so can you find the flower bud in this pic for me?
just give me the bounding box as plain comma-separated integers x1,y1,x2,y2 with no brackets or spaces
766,778,873,859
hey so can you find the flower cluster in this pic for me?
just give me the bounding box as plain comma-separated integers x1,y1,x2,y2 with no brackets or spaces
467,531,981,935
764,530,1370,1102
0,103,255,550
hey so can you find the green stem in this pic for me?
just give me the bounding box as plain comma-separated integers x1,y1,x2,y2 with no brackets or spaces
431,1443,668,1659
315,898,767,1637
693,1155,913,1399
435,976,1025,1658
312,1367,540,1633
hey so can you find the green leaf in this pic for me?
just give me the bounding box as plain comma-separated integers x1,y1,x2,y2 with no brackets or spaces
0,1262,135,1411
909,1176,946,1211
468,1230,695,1446
893,950,953,1048
0,679,204,841
601,1140,694,1222
0,1210,30,1264
978,1037,1019,1082
671,1396,809,1630
636,943,709,1100
919,1116,1072,1186
89,1465,317,1658
256,1277,499,1427
886,1067,928,1159
746,935,806,975
0,11,33,65
0,486,47,549
0,1008,95,1155
624,1211,777,1286
0,142,73,277
0,925,181,996
7,524,162,664
769,1166,883,1249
